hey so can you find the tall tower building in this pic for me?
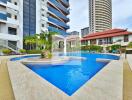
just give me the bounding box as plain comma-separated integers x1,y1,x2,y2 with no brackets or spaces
89,0,112,33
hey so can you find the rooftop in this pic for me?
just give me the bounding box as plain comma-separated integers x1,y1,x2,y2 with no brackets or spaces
82,29,132,41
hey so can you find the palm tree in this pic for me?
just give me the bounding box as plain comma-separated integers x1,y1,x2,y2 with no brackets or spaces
24,31,58,52
38,31,58,51
24,35,37,50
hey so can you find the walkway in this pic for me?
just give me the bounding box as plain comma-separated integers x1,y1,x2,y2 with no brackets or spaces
123,59,132,100
0,58,15,100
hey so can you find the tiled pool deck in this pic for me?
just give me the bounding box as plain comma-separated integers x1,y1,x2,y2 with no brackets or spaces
0,54,132,100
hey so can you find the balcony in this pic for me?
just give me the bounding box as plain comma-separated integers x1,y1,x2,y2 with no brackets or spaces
49,0,69,14
61,0,69,7
48,6,69,21
0,12,7,21
48,17,69,29
48,26,67,35
0,33,20,41
7,17,19,25
7,1,19,11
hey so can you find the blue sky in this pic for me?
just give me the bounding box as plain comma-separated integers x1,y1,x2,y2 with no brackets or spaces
68,0,132,32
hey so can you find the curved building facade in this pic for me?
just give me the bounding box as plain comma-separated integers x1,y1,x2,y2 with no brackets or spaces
24,0,70,36
47,0,70,35
89,0,112,33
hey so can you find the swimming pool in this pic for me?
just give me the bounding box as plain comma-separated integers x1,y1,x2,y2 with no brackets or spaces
11,53,119,96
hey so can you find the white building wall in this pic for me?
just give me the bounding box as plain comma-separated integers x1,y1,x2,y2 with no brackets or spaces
129,35,132,42
18,0,23,49
36,0,48,34
0,0,23,49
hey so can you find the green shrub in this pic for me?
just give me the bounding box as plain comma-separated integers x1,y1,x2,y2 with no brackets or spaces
19,49,26,54
81,45,103,52
2,49,12,55
128,42,132,48
47,52,52,59
111,45,121,50
27,50,41,54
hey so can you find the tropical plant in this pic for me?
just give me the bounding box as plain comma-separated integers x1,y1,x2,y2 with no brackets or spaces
81,45,103,52
19,49,26,54
24,31,58,51
111,45,121,50
2,49,12,55
128,42,132,48
26,50,41,54
24,35,37,50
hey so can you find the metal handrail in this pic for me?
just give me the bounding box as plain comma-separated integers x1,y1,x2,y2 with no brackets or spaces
0,42,20,53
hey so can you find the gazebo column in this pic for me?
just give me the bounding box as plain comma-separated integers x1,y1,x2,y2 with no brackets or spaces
64,38,67,55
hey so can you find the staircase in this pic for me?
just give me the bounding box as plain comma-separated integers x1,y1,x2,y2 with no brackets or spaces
0,42,20,54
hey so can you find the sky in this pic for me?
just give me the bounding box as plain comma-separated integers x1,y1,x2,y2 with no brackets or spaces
68,0,132,32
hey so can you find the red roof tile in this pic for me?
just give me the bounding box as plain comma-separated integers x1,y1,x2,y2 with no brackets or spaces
81,29,132,41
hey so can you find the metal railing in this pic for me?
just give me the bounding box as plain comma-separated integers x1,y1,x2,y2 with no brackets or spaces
48,26,67,35
48,6,69,21
61,0,69,6
0,42,20,53
48,17,69,29
49,0,69,14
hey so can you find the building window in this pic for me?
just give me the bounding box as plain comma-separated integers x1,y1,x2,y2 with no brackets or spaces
124,35,129,42
8,27,17,35
14,15,17,20
14,2,17,5
7,13,11,18
98,40,103,45
42,24,44,27
90,39,96,45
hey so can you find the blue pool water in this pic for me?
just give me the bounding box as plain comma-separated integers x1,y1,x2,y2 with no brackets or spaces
10,55,40,61
11,53,119,96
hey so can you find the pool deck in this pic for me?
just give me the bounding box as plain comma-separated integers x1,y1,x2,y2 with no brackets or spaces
127,54,132,70
7,55,123,100
1,54,132,100
123,57,132,100
0,56,15,100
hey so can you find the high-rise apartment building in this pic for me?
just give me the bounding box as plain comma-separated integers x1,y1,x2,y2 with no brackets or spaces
0,0,23,51
89,0,112,33
0,0,70,52
23,0,70,36
81,27,89,37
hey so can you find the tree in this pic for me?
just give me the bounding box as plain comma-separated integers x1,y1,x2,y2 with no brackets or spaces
24,35,37,50
24,31,58,51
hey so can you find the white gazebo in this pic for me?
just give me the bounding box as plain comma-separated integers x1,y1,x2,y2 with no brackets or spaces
52,34,81,55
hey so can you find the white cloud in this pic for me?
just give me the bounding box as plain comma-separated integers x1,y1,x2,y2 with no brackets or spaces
68,0,89,32
112,0,132,31
68,0,132,32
